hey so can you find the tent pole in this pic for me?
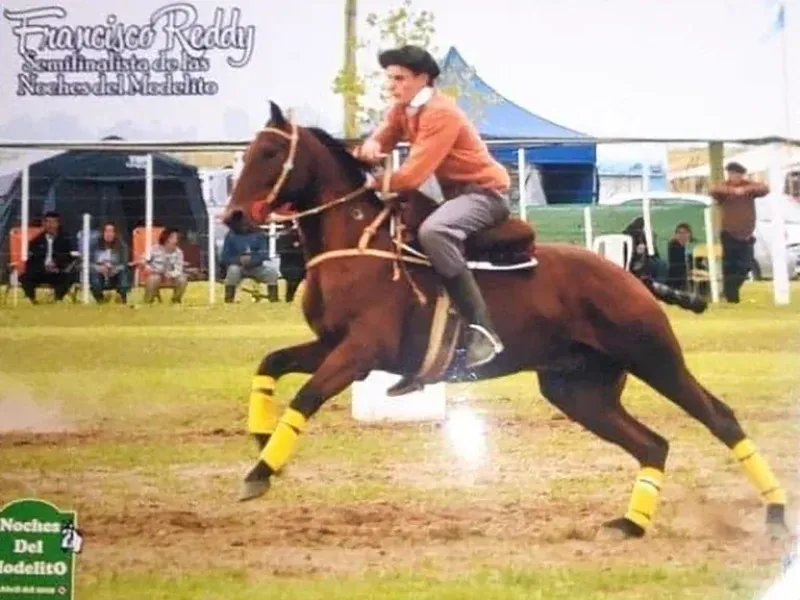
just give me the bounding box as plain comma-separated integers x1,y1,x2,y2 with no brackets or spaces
641,163,655,256
770,142,790,306
517,148,527,221
583,207,593,250
145,154,154,260
81,213,90,305
208,211,216,304
21,166,30,258
704,207,721,303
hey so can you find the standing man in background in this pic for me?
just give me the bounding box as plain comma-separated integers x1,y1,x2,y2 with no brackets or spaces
709,162,769,303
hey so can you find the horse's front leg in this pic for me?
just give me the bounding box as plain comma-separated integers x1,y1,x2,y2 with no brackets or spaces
248,339,334,451
239,331,380,501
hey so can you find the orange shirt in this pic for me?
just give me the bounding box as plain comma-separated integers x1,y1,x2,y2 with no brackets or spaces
369,90,510,195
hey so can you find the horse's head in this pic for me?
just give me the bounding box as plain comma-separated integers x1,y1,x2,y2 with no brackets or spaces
223,102,318,229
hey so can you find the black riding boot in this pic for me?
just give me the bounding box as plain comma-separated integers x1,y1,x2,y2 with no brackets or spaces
443,270,504,369
267,284,279,303
224,285,236,303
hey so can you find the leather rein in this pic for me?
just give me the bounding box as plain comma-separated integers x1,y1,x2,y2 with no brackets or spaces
249,121,430,304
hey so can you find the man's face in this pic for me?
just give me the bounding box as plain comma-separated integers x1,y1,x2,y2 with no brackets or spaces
676,227,690,245
385,65,429,105
44,217,59,234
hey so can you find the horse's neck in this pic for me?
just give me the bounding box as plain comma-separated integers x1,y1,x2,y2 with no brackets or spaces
297,189,391,259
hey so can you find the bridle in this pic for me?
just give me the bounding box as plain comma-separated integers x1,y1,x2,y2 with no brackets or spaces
242,118,429,304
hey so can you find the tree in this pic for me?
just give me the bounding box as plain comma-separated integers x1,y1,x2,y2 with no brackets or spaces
333,0,498,137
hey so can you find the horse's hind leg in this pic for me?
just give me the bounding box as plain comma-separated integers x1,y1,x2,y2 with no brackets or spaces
631,353,788,534
538,361,670,539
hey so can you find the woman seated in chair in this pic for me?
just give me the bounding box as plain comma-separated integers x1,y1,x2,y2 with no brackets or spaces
623,216,667,283
666,223,694,292
90,222,131,304
144,228,188,304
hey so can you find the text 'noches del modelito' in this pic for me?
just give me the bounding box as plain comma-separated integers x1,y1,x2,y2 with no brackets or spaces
18,71,220,96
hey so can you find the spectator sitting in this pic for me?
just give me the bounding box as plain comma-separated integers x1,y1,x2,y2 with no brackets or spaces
21,211,76,304
622,216,667,283
90,222,130,304
666,222,694,292
221,211,279,303
144,227,188,304
276,221,306,303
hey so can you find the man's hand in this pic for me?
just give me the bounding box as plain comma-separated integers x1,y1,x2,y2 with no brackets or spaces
731,186,747,197
355,138,387,164
240,255,252,266
364,166,386,190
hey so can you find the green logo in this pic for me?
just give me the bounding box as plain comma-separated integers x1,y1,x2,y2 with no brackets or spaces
0,499,82,600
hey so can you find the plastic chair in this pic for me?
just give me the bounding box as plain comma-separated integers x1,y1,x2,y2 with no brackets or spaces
592,234,634,271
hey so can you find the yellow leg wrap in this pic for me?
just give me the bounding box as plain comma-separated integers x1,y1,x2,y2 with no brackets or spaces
248,376,277,435
624,467,664,530
732,439,787,505
259,408,307,472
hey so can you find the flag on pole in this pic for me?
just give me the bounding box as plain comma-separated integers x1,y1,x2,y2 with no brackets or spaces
762,0,786,41
773,2,786,31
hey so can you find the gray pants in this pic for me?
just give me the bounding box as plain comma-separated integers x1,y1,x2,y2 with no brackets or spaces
225,263,279,286
418,187,510,277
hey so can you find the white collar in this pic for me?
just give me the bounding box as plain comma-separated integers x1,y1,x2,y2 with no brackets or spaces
408,86,433,109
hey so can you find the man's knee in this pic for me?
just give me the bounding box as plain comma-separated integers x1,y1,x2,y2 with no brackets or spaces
225,265,242,285
418,218,450,250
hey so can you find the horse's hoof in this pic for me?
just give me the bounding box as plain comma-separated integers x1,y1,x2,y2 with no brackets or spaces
238,478,271,502
767,521,791,540
598,517,646,540
766,504,790,539
238,460,273,502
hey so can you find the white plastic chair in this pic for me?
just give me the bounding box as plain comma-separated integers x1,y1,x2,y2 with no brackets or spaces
592,234,634,271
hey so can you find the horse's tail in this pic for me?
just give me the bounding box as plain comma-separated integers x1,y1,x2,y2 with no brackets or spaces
646,280,708,314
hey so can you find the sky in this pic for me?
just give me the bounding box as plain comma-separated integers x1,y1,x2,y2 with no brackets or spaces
0,0,797,152
359,0,799,139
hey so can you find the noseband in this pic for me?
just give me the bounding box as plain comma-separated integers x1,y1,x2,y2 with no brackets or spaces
248,121,300,224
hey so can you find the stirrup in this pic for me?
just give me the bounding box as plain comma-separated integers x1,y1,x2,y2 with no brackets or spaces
464,324,504,369
469,324,504,353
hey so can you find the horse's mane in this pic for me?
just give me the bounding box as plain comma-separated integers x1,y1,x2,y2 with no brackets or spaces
306,127,372,187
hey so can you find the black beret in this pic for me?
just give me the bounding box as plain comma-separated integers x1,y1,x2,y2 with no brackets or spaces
725,161,747,174
378,45,440,82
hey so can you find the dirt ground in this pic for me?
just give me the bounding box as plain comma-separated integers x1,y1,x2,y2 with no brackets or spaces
3,406,796,580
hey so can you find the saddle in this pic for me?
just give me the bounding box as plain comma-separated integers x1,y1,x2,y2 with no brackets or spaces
398,195,538,270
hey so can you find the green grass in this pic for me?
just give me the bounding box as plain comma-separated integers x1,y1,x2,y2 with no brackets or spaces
80,564,776,600
1,281,799,599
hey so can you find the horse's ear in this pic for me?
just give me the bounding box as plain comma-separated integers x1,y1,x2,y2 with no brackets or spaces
268,101,287,128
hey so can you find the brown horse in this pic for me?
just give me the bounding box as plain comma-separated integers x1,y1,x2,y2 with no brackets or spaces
223,102,788,539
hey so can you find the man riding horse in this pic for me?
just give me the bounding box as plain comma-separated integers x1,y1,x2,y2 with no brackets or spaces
355,44,509,370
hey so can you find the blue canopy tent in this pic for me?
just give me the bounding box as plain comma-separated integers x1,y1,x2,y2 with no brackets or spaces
439,47,597,204
0,146,208,283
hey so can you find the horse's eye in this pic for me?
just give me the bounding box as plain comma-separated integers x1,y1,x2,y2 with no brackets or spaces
262,148,277,159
